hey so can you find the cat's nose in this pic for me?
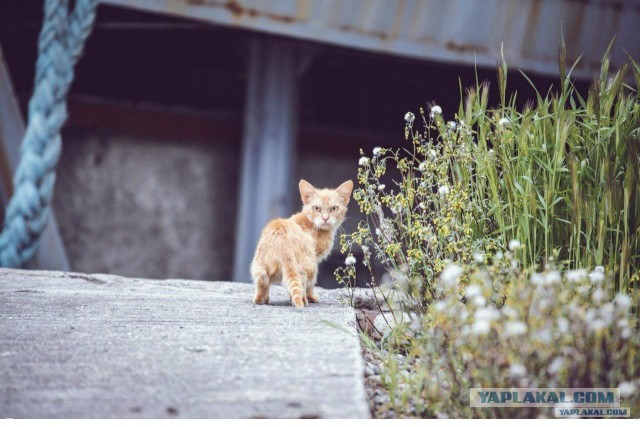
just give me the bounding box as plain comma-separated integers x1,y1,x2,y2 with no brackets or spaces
322,216,329,222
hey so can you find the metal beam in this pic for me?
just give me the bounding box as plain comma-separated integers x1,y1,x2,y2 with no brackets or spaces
0,43,70,271
101,0,640,82
233,39,304,283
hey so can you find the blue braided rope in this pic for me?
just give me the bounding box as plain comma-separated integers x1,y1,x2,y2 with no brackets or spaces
0,0,98,267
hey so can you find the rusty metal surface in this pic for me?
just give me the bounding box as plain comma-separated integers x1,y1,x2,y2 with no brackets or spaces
101,0,639,80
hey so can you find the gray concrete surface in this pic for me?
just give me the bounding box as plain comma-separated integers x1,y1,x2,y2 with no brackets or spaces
0,268,369,418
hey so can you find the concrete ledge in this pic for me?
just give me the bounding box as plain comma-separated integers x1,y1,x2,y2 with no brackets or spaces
0,268,369,418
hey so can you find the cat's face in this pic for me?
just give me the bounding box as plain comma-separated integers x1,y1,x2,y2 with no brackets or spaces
299,179,353,230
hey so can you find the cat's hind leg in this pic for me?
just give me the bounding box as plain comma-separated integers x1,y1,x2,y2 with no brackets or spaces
283,262,305,309
305,265,319,303
251,267,270,305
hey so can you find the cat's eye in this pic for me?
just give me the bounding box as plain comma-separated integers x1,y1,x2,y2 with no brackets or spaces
313,206,321,212
330,206,339,212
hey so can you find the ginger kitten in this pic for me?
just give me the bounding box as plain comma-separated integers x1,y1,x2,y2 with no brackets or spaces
251,179,353,308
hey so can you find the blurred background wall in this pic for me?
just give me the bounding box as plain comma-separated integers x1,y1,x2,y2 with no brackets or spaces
0,0,637,286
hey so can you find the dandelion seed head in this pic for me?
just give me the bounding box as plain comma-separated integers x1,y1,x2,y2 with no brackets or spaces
358,156,370,166
440,263,463,287
404,112,415,123
509,364,527,377
505,321,528,337
471,319,490,335
548,357,564,374
344,255,356,266
431,105,442,115
531,273,544,287
508,239,521,251
589,269,605,285
619,382,636,398
544,271,562,286
614,293,632,311
566,269,587,283
591,288,607,303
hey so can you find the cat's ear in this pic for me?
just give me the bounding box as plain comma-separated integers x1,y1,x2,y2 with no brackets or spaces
336,180,354,205
299,179,316,204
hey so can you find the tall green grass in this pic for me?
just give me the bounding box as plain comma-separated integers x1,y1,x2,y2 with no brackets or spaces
455,43,640,292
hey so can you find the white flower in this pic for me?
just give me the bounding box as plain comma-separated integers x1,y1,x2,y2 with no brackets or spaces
377,184,386,191
447,121,457,130
434,301,447,312
344,255,356,266
614,293,632,311
505,321,528,337
475,307,500,322
440,263,463,287
498,117,510,126
473,253,485,263
566,269,587,283
404,112,415,123
589,269,605,285
429,149,437,158
508,239,521,251
592,288,607,303
488,149,494,155
361,245,369,253
618,382,636,398
372,146,382,156
509,364,527,377
418,161,428,172
557,317,569,333
548,357,564,374
531,273,544,287
495,251,504,260
589,319,607,332
472,319,490,335
431,105,442,116
536,328,553,343
358,156,370,166
465,285,482,299
472,295,486,306
594,265,605,273
419,202,426,210
438,186,450,196
544,271,562,286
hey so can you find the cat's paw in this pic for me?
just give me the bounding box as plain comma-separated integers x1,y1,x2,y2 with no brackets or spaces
307,292,319,303
253,294,269,305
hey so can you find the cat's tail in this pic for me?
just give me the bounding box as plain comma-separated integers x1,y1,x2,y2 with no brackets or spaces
282,259,305,309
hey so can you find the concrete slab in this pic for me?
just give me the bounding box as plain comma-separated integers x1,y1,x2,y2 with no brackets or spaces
0,268,369,418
